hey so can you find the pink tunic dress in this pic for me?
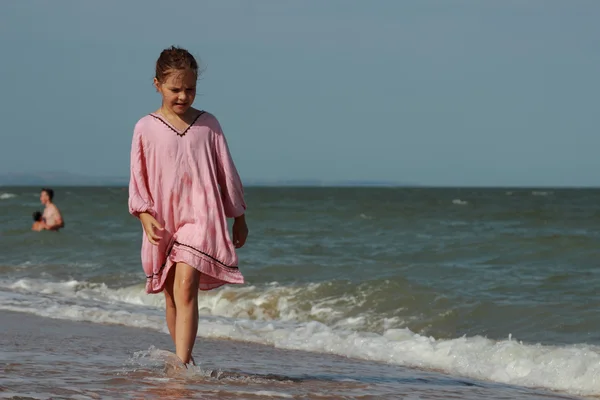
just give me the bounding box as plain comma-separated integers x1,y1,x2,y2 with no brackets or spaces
128,111,246,294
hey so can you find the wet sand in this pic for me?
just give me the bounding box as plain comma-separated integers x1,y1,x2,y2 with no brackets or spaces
0,310,585,399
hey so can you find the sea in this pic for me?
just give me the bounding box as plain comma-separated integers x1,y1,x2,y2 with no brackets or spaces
1,186,599,399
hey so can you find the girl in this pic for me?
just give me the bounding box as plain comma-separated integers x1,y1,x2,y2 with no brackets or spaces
128,46,248,367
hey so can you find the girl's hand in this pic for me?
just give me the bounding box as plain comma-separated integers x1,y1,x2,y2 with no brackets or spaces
139,212,163,245
232,214,248,248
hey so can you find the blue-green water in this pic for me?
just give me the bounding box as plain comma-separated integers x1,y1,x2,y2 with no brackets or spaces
1,186,599,397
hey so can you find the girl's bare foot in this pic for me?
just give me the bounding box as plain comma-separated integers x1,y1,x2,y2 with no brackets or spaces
163,352,186,375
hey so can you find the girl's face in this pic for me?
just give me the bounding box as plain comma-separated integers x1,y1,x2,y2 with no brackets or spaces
154,69,197,116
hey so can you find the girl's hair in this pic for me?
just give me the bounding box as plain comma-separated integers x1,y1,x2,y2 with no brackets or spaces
155,46,199,82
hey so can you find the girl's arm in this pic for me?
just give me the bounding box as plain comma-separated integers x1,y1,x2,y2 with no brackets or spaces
214,125,246,219
128,128,156,219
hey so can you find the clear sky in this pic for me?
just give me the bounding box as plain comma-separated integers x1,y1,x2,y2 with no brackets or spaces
1,1,599,186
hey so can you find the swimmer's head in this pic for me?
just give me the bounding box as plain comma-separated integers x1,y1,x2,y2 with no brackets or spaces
40,188,54,204
32,211,43,222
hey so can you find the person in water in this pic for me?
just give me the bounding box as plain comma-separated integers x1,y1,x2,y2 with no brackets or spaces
31,211,47,231
40,188,64,231
128,46,248,367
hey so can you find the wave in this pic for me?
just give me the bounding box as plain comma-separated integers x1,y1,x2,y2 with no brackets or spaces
1,278,408,332
0,192,16,200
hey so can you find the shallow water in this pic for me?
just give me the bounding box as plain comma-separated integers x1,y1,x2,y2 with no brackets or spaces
0,311,584,400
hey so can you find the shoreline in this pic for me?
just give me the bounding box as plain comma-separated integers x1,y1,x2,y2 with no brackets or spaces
0,309,584,400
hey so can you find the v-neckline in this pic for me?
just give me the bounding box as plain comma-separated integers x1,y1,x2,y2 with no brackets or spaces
150,111,205,137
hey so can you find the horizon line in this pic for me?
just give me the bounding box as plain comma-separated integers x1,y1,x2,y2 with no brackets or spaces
1,183,600,189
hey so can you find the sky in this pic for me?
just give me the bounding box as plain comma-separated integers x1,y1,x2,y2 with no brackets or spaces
0,0,599,186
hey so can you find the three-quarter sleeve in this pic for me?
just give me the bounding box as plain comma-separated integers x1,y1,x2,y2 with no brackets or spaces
128,128,156,218
214,125,246,218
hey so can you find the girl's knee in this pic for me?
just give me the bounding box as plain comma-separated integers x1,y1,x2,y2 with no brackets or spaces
175,283,198,305
174,263,199,304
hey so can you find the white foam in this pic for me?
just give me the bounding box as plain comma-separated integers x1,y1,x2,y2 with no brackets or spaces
0,193,16,200
2,278,600,397
230,390,293,398
0,278,381,330
452,199,468,205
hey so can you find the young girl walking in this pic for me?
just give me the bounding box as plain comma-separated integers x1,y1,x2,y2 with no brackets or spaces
128,46,248,367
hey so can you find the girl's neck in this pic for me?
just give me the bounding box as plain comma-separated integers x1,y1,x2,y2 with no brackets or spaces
157,106,199,124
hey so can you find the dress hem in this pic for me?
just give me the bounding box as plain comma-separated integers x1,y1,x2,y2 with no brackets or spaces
144,242,244,294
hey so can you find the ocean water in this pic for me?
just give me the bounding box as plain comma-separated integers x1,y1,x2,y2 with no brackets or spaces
1,186,599,399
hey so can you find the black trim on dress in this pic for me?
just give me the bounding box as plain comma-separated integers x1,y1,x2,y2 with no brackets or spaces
145,240,238,279
150,111,205,137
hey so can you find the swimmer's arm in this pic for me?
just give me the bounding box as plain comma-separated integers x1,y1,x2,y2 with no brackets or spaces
46,220,63,230
54,211,64,228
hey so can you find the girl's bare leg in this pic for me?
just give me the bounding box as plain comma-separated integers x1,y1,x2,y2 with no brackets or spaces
163,266,177,345
173,262,200,365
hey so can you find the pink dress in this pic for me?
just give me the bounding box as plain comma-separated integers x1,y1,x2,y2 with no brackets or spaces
128,111,246,293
